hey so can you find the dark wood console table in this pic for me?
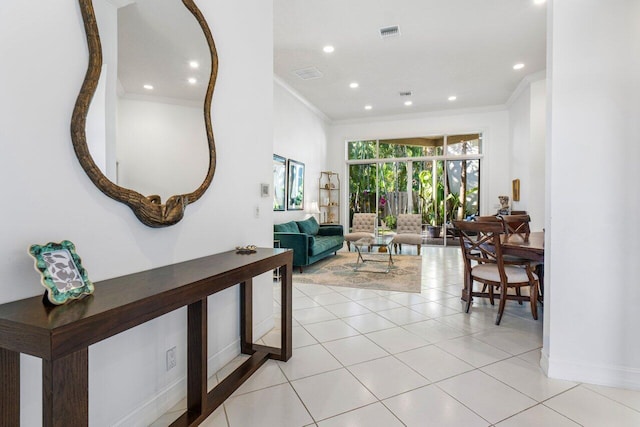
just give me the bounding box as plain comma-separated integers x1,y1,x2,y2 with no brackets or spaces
0,248,292,427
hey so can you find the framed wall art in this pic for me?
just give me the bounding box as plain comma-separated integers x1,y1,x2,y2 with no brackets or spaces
273,154,286,211
29,240,94,305
512,178,521,202
287,159,305,210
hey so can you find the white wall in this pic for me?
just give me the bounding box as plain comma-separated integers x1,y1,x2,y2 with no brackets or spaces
273,79,330,224
508,76,547,231
0,0,274,425
117,97,209,201
545,0,640,389
328,108,512,225
528,79,546,230
93,0,119,181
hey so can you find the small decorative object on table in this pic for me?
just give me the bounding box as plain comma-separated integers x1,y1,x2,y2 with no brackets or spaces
497,195,511,215
28,240,94,305
236,245,257,254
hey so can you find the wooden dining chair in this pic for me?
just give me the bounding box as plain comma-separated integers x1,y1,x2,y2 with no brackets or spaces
473,215,502,223
453,220,539,325
500,214,531,242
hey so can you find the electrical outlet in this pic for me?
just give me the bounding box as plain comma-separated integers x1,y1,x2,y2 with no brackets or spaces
166,346,177,371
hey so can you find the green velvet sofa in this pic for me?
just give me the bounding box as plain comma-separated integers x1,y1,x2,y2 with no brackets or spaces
274,217,344,272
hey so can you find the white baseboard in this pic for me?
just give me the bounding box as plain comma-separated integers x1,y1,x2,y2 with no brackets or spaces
540,348,550,376
113,375,187,427
113,314,275,426
547,355,640,391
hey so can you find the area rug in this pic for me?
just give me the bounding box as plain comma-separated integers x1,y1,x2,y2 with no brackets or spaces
293,252,421,293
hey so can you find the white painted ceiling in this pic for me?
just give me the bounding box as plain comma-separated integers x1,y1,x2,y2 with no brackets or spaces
115,0,210,103
274,0,547,121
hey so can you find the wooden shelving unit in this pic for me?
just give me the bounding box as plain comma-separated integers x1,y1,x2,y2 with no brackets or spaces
318,171,340,224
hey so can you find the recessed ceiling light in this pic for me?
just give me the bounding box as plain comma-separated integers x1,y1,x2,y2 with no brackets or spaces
189,61,199,69
448,95,457,101
364,105,372,110
143,84,154,90
404,100,413,106
533,0,546,5
188,77,197,84
349,82,359,89
513,63,525,70
323,45,335,53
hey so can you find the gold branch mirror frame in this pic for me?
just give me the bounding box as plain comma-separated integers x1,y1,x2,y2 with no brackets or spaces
71,0,218,227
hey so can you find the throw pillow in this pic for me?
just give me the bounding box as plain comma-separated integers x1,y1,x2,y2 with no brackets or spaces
274,221,300,233
296,217,320,235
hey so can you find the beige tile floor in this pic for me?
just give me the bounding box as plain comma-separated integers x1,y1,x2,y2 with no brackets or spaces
155,246,640,426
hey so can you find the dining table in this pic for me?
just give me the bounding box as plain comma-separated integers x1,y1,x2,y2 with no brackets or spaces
501,231,545,302
501,231,545,262
459,231,545,303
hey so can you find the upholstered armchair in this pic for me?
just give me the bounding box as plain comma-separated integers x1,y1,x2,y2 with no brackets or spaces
392,214,423,255
344,213,377,250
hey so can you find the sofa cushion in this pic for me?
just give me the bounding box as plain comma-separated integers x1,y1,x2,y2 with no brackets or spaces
296,217,320,236
310,235,343,256
274,221,299,233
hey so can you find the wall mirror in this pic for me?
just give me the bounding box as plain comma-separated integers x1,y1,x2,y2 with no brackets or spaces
72,0,218,227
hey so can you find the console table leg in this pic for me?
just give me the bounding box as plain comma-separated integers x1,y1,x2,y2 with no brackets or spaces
280,263,292,361
43,348,88,427
1,348,20,426
240,279,253,355
187,298,208,418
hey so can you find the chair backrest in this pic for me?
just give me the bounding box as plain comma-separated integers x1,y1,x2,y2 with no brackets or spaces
351,213,377,232
500,214,531,242
474,215,504,226
453,220,505,273
396,214,422,234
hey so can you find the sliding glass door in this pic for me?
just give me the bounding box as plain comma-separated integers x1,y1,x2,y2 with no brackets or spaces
347,134,482,245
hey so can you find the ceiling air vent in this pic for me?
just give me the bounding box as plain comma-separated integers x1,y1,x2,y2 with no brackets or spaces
380,25,400,39
293,67,323,80
399,91,412,97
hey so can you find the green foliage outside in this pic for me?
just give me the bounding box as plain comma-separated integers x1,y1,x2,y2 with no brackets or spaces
348,140,479,230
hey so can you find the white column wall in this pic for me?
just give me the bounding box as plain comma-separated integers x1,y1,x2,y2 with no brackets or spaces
545,0,640,389
528,79,546,231
508,87,532,213
507,78,547,231
0,0,274,425
273,80,330,224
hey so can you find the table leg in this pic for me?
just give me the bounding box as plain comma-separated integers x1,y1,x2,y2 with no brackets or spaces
187,298,208,417
43,348,88,427
1,348,20,426
240,279,254,355
354,246,364,268
280,263,292,361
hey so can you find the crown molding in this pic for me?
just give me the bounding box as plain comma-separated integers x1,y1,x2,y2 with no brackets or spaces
331,104,507,127
505,70,547,108
274,70,546,126
273,75,331,124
